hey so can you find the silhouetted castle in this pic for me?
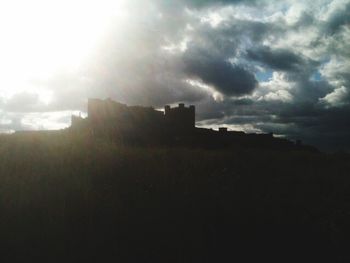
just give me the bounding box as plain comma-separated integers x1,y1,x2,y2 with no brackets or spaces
72,98,195,137
71,98,317,151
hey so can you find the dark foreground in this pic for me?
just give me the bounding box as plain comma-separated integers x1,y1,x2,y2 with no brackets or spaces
0,132,350,262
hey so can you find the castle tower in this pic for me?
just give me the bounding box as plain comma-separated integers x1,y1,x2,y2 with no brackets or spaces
164,103,195,132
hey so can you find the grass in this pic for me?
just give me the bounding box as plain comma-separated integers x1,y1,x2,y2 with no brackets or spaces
0,131,350,262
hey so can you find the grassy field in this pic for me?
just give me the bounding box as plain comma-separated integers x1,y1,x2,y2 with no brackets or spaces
0,131,350,262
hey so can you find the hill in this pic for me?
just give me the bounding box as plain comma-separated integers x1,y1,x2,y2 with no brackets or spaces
0,131,349,262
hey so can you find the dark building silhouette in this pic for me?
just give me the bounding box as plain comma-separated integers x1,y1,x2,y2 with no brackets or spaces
71,98,318,151
164,103,195,132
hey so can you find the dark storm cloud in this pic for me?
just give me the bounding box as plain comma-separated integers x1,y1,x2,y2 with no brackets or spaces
324,2,350,35
194,18,284,50
267,102,350,150
246,47,313,72
196,95,350,151
183,46,258,96
291,78,333,103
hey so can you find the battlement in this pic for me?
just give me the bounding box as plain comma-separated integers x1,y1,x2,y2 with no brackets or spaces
164,103,195,131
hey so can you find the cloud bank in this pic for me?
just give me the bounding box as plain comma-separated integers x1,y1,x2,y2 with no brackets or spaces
1,0,350,151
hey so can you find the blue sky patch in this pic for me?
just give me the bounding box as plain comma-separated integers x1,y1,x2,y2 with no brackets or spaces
256,70,273,82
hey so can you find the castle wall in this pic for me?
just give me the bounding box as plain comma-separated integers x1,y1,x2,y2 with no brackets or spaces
88,99,195,133
71,98,317,152
164,104,195,131
88,98,127,123
87,98,167,138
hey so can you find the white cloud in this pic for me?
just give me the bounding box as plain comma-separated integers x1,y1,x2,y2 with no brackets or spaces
320,86,349,106
252,72,294,102
285,3,305,24
196,121,262,134
320,57,350,86
262,90,293,102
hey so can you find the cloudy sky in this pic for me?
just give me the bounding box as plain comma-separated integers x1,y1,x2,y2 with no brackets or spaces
0,0,349,151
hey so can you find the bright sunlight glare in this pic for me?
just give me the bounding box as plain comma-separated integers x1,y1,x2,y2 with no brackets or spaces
0,0,129,99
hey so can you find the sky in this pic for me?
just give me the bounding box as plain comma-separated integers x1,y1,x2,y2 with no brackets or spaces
0,0,349,151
